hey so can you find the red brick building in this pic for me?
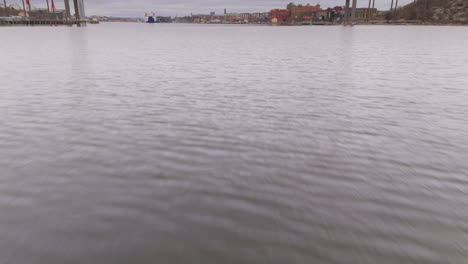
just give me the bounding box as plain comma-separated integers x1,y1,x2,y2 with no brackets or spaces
269,9,291,22
289,4,321,14
288,4,322,22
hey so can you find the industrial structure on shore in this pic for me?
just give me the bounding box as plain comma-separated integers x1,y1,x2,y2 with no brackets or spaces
0,0,86,25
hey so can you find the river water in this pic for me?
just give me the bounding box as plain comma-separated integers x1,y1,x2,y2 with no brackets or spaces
1,23,468,263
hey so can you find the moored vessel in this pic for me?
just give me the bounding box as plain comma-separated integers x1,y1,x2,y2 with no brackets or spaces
143,12,156,23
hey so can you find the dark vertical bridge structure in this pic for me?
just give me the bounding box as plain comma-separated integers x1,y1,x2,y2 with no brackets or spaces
1,0,85,25
65,0,84,21
64,0,71,17
344,0,365,24
72,0,80,20
344,0,396,24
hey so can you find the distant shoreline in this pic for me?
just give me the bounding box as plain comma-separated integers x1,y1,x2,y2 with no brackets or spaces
2,20,467,27
172,21,468,26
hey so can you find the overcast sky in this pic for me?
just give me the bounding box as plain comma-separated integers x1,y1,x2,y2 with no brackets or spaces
25,0,415,17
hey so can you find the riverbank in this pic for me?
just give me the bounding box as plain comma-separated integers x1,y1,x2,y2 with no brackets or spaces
365,20,468,26
182,20,468,26
2,19,466,27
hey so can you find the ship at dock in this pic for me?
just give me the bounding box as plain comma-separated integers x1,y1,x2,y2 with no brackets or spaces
143,12,156,23
142,13,172,23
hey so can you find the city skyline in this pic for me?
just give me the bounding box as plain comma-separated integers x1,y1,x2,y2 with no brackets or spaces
8,0,415,17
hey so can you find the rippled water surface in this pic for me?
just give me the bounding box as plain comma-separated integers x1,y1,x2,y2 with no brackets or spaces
1,23,468,263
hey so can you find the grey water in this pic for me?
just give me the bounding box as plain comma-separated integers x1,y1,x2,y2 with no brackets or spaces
1,23,468,264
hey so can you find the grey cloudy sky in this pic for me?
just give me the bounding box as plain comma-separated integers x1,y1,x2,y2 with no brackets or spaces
26,0,414,17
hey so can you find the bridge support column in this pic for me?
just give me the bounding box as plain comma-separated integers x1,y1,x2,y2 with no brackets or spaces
3,0,8,16
64,0,71,17
73,0,79,19
46,0,51,20
72,0,81,26
21,0,26,16
344,0,350,24
351,0,357,20
367,0,372,22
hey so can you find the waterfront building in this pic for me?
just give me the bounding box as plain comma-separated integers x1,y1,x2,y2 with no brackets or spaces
248,12,269,23
288,4,322,23
224,13,243,23
28,9,51,19
325,6,345,22
190,12,269,24
181,4,382,25
346,8,378,19
269,9,291,23
156,16,172,23
288,4,321,14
